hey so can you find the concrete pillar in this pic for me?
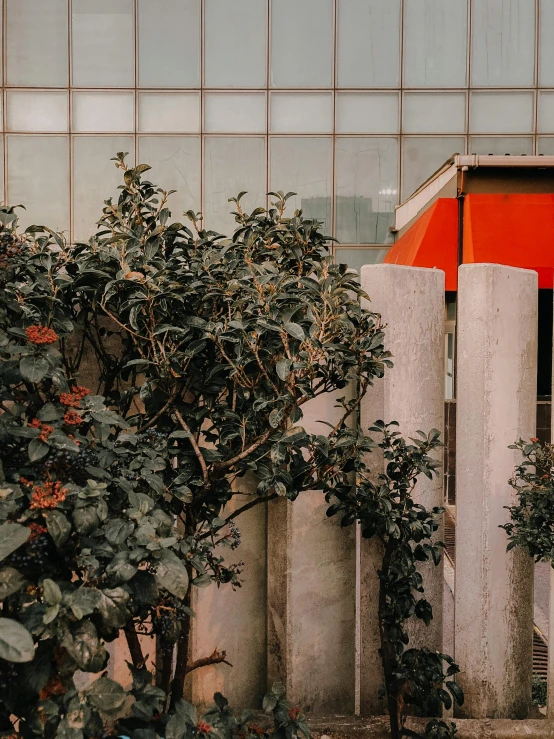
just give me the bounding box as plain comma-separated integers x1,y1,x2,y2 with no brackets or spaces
359,264,445,715
546,295,554,718
267,389,357,714
546,562,554,719
454,264,536,719
188,481,267,710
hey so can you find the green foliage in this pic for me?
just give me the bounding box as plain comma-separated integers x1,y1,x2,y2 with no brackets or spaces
325,422,463,739
532,676,547,706
0,157,390,737
405,720,458,739
502,438,554,561
503,438,554,712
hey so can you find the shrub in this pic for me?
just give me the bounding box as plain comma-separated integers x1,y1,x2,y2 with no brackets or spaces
0,157,389,737
325,422,464,739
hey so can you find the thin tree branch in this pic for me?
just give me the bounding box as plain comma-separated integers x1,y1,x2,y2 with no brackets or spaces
197,493,279,541
137,385,179,434
185,648,232,674
214,429,273,471
125,622,146,669
174,408,209,486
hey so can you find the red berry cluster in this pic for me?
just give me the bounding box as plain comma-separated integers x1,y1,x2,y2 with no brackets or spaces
63,409,82,426
39,675,65,700
25,325,58,345
28,480,68,510
59,385,90,408
28,522,47,541
197,722,212,735
288,708,301,721
28,418,53,442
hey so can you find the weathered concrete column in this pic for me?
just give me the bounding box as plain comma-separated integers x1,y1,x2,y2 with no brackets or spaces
188,479,268,710
359,264,445,715
455,264,536,719
546,292,554,718
267,389,357,714
546,568,554,719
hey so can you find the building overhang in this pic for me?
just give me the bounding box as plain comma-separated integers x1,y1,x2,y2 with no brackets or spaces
387,156,554,290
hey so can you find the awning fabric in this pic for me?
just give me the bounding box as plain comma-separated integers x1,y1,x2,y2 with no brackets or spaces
463,194,554,289
384,199,458,290
384,194,554,290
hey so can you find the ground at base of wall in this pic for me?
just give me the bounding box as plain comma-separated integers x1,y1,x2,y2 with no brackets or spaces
307,714,554,739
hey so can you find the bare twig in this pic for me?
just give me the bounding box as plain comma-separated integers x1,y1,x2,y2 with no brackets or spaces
174,409,209,486
137,384,179,434
185,648,232,674
197,492,279,541
214,428,273,471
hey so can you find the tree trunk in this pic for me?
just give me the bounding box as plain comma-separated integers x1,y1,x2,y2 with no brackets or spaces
378,541,402,739
170,584,192,708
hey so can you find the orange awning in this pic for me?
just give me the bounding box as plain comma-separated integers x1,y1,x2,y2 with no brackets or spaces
463,194,554,289
384,199,459,290
385,194,554,290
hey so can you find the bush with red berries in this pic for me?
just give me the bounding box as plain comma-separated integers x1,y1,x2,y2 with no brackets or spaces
0,159,389,738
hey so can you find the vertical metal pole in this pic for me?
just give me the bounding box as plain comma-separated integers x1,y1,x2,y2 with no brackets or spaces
548,566,554,716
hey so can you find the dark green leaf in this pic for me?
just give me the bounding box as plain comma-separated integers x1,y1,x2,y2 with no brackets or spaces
156,549,189,599
28,438,49,462
283,322,305,342
88,677,127,714
0,618,35,662
20,354,49,383
44,510,72,547
0,567,26,599
0,522,30,561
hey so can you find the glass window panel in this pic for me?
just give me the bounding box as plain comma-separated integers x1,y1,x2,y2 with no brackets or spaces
72,0,134,87
471,0,535,87
138,0,200,87
337,0,401,87
138,137,200,218
470,92,534,134
270,93,333,134
335,138,398,244
538,93,554,134
0,0,3,87
336,93,399,134
7,0,68,86
538,137,554,155
334,248,389,274
540,0,554,86
73,92,135,133
402,137,465,200
404,0,468,87
204,138,266,234
73,136,134,242
204,94,266,133
271,0,333,87
0,138,4,203
403,93,466,134
7,91,68,133
270,138,332,230
138,93,200,133
469,136,534,155
7,136,69,232
205,0,266,88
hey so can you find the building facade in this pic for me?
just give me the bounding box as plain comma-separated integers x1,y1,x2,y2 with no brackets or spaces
4,0,554,272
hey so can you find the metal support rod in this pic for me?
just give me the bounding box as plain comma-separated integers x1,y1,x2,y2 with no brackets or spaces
548,566,554,717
